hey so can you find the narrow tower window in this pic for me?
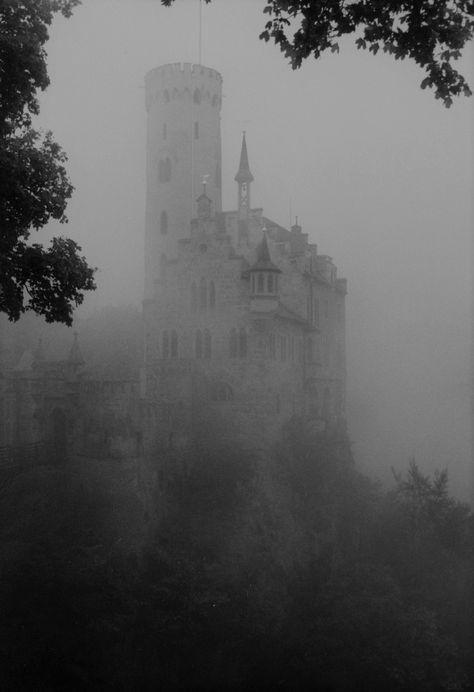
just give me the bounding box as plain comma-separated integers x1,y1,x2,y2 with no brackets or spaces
199,278,207,311
257,273,264,294
163,122,167,140
162,331,169,359
229,328,238,358
164,157,171,182
160,210,168,235
171,330,178,358
239,328,247,358
267,274,274,293
195,330,203,359
194,121,199,139
204,329,211,359
191,282,198,312
209,280,216,310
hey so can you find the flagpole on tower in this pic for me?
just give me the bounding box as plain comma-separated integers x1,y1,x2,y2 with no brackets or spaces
198,0,202,65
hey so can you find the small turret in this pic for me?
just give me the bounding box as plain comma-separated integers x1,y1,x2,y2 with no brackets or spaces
249,230,281,313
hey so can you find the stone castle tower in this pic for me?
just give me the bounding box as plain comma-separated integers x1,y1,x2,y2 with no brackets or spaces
144,63,223,297
142,63,347,454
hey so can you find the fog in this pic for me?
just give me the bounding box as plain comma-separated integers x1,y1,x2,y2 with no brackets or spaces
34,0,473,500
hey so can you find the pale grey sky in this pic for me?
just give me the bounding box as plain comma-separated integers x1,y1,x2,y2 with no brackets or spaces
37,0,473,499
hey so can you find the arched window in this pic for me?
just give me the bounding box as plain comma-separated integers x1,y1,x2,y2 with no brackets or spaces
322,387,331,420
193,88,201,104
267,274,274,293
229,328,238,358
191,282,198,312
171,330,178,358
204,329,211,359
209,280,216,310
162,331,169,359
257,273,264,293
160,210,168,235
164,157,171,182
199,277,207,311
195,329,202,359
239,328,247,358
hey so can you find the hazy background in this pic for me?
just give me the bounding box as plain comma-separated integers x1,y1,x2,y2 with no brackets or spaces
34,0,473,499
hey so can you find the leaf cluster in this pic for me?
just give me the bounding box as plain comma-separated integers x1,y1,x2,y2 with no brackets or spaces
259,0,473,106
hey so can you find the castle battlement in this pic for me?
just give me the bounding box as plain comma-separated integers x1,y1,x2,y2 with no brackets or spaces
145,63,223,111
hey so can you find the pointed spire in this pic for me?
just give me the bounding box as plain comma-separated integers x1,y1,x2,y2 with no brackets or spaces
234,131,254,183
68,331,84,368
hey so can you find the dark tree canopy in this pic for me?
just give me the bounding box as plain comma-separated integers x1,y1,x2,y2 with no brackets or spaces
163,0,474,107
0,0,96,326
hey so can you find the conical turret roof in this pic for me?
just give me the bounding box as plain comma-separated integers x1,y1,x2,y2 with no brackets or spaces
250,232,281,273
234,132,254,183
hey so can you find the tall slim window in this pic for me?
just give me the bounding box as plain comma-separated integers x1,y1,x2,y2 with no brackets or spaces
209,280,216,310
314,298,320,327
204,329,211,359
162,331,169,359
229,328,238,358
257,273,264,293
199,278,207,311
160,210,168,235
269,333,276,359
239,328,247,358
195,329,203,359
163,122,167,140
281,335,287,362
267,274,274,293
194,121,199,139
171,330,178,358
191,282,198,312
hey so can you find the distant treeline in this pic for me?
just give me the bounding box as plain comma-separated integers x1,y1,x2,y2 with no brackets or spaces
0,423,472,691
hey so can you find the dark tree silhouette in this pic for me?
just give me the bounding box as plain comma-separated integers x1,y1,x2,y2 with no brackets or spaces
0,0,96,325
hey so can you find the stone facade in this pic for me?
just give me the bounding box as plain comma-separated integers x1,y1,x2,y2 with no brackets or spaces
142,63,347,454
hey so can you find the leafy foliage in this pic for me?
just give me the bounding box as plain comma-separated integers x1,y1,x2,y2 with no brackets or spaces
163,0,474,106
0,0,96,325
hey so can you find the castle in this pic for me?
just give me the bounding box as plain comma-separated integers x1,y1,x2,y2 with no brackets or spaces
141,63,347,453
0,62,347,466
